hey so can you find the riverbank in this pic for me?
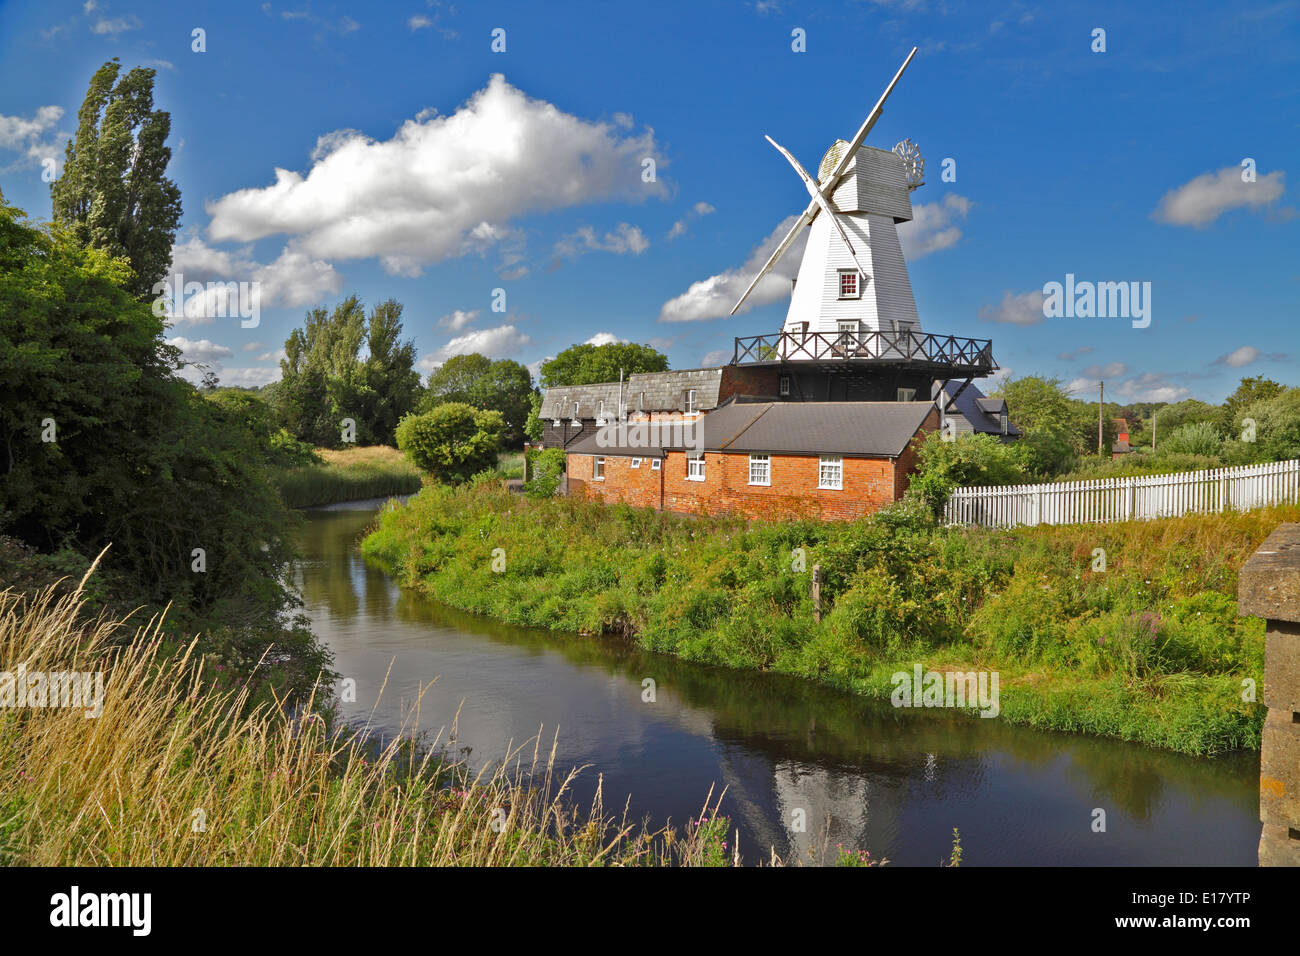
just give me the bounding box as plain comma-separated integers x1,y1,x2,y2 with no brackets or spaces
0,581,751,866
271,446,424,508
361,482,1290,756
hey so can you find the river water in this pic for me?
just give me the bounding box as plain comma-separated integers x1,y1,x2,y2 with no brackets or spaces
294,498,1261,865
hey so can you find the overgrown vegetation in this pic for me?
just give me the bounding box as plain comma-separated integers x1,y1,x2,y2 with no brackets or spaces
271,446,423,509
363,483,1291,756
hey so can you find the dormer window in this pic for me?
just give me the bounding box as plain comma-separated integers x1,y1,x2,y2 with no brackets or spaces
897,388,916,402
684,389,697,414
838,270,861,299
1000,411,1008,435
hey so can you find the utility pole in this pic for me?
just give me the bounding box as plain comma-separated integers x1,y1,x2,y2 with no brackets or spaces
1152,407,1157,452
1098,381,1105,456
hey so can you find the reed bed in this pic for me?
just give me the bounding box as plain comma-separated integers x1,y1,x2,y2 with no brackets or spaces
271,445,423,509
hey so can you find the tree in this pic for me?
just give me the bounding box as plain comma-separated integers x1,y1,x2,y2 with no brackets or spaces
1221,376,1284,434
539,341,668,387
422,353,536,446
909,432,1028,514
50,59,182,299
270,296,420,446
1160,421,1223,458
395,404,505,483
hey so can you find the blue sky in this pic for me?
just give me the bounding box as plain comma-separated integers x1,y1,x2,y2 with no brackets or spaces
1,0,1296,403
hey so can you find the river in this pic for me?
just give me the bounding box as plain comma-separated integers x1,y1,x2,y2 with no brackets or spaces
294,498,1261,865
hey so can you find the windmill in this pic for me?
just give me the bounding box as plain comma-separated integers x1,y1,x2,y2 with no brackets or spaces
730,47,928,350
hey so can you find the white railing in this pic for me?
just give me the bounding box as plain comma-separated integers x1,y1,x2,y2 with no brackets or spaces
945,459,1300,528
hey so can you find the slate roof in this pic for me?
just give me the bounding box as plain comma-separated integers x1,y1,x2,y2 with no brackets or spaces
540,367,724,419
931,380,1021,437
565,401,934,459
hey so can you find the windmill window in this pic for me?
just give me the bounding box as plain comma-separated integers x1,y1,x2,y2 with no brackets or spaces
687,456,706,481
837,320,859,349
748,454,771,486
838,270,861,299
818,456,843,490
779,375,791,397
897,388,916,402
593,457,605,480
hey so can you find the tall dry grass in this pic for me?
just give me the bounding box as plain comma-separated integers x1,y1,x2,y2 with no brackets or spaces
0,569,740,866
272,445,423,509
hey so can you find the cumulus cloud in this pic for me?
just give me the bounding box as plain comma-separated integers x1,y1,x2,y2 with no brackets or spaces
419,324,533,370
658,214,807,322
1213,345,1287,367
585,332,626,346
166,337,234,364
437,309,480,331
899,193,971,260
1153,165,1287,227
408,14,433,30
1068,372,1190,404
206,75,668,277
551,222,649,267
977,289,1045,326
208,367,282,388
164,236,343,323
91,14,141,34
1081,361,1129,378
700,348,731,366
0,105,66,169
667,200,716,240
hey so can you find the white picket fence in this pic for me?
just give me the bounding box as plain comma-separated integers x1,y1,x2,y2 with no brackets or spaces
945,459,1300,529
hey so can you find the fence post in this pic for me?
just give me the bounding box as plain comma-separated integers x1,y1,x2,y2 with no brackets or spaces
1238,523,1300,866
812,564,822,623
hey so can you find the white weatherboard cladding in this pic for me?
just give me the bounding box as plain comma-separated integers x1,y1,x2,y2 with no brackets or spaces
783,211,921,335
829,146,913,221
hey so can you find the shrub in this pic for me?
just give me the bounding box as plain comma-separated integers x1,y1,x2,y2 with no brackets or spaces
396,403,505,483
525,448,567,499
1161,421,1223,458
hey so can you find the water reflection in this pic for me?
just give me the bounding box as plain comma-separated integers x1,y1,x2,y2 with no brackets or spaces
295,500,1261,866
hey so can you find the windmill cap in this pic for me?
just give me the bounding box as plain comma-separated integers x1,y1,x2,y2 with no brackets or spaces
818,139,851,182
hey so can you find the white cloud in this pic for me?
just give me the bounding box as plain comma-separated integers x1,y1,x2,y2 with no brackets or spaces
700,348,731,366
256,349,288,362
667,200,716,240
419,324,533,370
206,75,668,277
91,15,141,34
210,367,282,388
1213,345,1287,367
1068,372,1190,404
166,336,234,364
408,14,433,30
552,222,649,265
1081,361,1129,378
585,332,626,346
977,289,1045,326
658,214,807,322
0,105,66,169
437,309,480,331
1153,165,1287,227
241,341,266,352
898,193,971,260
165,236,344,323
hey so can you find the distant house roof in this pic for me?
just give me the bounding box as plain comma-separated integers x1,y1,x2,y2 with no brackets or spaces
540,367,724,419
566,401,935,459
932,380,1021,437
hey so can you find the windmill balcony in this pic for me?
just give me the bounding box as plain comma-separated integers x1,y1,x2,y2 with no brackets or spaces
731,328,998,377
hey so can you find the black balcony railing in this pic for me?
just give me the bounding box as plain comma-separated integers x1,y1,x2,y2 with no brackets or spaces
731,329,997,374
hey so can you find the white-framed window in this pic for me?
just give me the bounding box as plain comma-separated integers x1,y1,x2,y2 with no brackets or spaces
838,270,860,299
684,389,697,414
631,457,642,469
687,456,706,481
897,387,916,402
818,456,843,490
651,458,661,471
778,375,791,397
593,457,605,480
748,454,771,486
1000,411,1008,435
837,320,858,350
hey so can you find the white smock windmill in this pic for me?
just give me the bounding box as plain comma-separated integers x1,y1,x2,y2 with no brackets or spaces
731,47,927,356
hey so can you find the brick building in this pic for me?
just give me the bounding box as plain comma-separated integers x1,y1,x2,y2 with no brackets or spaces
564,400,939,521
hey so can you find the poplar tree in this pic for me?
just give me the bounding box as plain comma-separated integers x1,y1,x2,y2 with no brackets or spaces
50,58,182,299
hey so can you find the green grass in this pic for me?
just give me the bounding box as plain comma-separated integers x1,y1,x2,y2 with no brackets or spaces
271,445,424,508
362,482,1296,756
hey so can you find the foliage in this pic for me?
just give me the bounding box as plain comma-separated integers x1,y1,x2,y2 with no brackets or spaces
50,59,182,299
910,432,1028,513
992,376,1115,476
524,447,567,499
270,445,423,509
422,352,536,447
270,296,421,447
395,403,505,482
524,390,544,442
1221,376,1284,433
539,341,668,388
362,482,1289,755
206,389,319,468
1160,420,1223,458
0,196,323,702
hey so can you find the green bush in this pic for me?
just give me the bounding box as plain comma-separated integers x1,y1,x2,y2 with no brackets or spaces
525,447,567,499
1161,421,1223,458
395,403,505,483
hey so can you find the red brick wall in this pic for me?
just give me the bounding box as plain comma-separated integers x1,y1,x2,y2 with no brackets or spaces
718,366,783,403
567,443,927,521
894,406,939,501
